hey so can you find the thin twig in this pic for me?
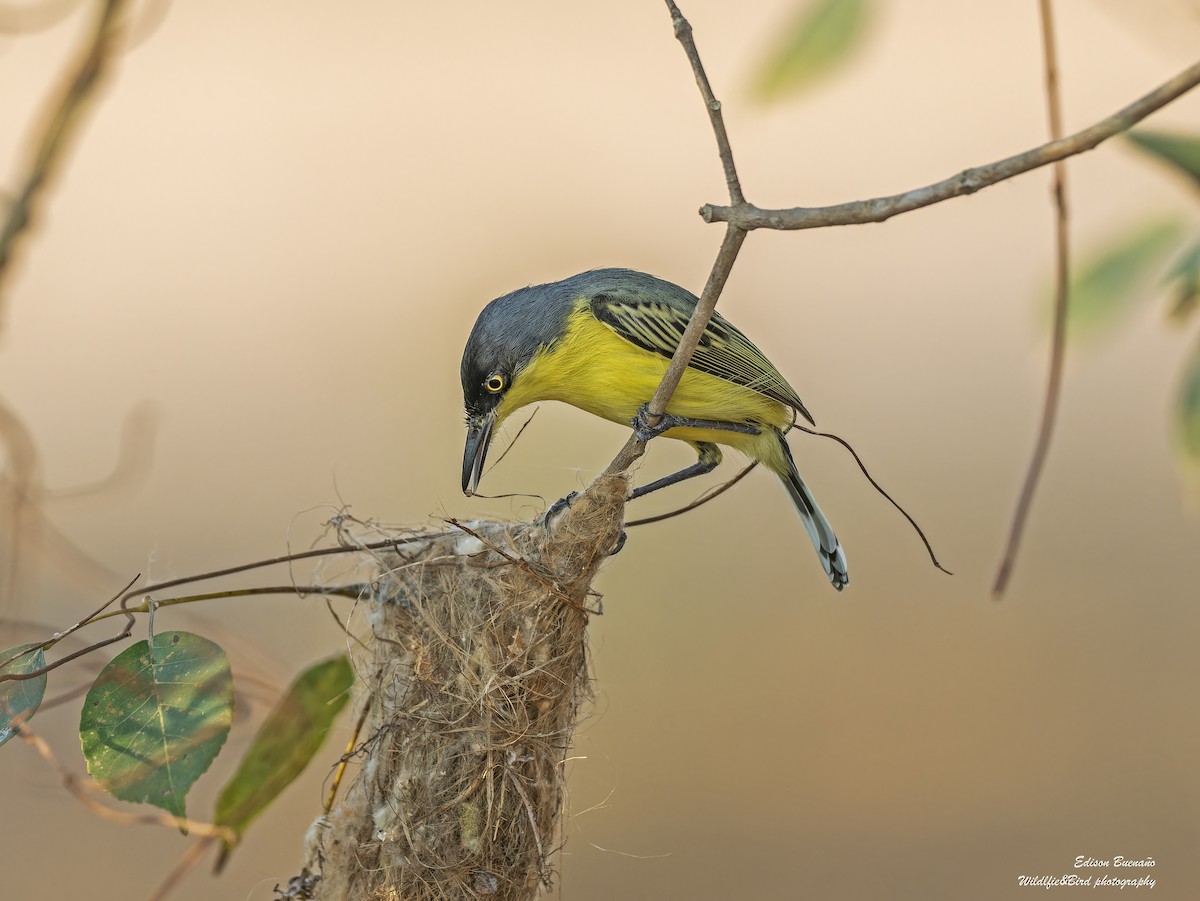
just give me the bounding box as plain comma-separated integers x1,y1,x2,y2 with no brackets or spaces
605,3,748,479
1,508,433,672
664,0,743,204
0,573,135,673
701,58,1200,231
115,535,448,603
0,0,129,316
326,702,371,813
18,724,235,841
0,583,365,683
0,574,138,682
992,0,1070,596
626,461,757,527
605,225,747,477
148,838,215,901
90,584,368,624
0,622,132,681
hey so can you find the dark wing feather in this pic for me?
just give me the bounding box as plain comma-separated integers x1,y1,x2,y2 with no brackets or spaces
589,290,815,425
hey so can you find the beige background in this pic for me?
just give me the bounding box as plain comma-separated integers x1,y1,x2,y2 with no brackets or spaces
2,1,1199,899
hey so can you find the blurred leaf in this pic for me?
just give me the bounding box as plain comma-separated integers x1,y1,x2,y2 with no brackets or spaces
214,654,354,868
80,631,232,823
0,644,46,748
1166,238,1200,321
751,0,874,103
1126,130,1200,191
1064,218,1185,338
1175,336,1200,467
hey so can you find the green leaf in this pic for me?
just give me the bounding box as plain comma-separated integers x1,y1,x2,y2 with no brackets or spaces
750,0,873,103
1166,238,1200,322
0,644,47,748
1175,336,1200,468
1063,218,1185,338
1126,130,1200,190
214,654,353,866
80,631,232,822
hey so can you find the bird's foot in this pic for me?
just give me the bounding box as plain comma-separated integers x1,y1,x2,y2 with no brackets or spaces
631,403,760,442
608,528,627,557
544,491,579,523
631,403,673,442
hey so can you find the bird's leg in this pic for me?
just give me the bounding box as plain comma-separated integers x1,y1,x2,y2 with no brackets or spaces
630,441,723,500
631,402,760,443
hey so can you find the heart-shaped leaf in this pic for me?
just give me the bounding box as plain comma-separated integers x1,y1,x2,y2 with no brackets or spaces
80,631,232,821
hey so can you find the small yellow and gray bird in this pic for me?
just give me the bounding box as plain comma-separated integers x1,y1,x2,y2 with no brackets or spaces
460,268,849,590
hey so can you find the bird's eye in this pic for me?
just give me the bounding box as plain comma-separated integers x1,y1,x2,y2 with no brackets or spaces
485,373,505,393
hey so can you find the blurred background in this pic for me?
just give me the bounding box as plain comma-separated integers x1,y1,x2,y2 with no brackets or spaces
2,1,1198,898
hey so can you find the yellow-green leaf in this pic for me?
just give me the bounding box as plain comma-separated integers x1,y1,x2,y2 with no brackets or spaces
750,0,873,103
1166,239,1200,322
1063,218,1185,339
214,654,354,868
0,644,46,748
1126,130,1200,191
80,632,232,822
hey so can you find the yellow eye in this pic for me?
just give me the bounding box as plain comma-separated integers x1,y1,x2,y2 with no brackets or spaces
485,373,505,393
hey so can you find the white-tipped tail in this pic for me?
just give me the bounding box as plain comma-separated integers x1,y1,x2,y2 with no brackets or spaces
778,436,848,590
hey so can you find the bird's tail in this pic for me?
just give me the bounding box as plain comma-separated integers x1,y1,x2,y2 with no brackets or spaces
777,434,849,591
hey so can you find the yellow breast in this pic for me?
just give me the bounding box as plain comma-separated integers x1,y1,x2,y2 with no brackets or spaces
496,304,793,473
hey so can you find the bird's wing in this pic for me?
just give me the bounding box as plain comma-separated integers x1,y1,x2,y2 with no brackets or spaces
589,292,815,425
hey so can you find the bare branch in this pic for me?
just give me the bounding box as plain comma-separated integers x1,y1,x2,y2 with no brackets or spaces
0,0,129,317
664,0,743,204
993,0,1071,596
701,58,1200,231
605,224,746,476
626,460,758,527
606,3,750,479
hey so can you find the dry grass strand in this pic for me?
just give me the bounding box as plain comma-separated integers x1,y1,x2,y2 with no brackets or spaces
306,471,628,900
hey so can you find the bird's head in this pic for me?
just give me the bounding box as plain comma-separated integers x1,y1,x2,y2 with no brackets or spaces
460,286,571,496
460,347,519,497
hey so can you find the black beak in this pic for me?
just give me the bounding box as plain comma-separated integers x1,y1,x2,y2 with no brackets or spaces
462,414,495,496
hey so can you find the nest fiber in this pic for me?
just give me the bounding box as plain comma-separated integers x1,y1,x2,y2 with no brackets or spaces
305,471,628,900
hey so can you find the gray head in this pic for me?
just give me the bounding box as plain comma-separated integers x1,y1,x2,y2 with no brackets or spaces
459,268,664,494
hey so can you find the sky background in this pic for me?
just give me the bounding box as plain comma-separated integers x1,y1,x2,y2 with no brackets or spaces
2,1,1199,899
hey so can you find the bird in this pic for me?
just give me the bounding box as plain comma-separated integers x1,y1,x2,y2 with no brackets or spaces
459,268,848,590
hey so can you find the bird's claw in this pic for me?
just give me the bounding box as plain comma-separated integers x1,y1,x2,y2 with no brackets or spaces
631,402,761,441
608,528,627,557
544,491,579,522
544,493,625,556
632,403,675,443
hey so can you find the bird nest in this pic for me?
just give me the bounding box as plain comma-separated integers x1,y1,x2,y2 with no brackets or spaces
302,471,629,900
